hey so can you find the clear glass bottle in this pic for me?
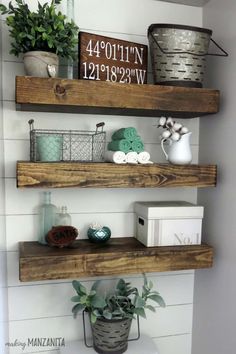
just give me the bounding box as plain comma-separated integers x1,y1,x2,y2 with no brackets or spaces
38,191,57,245
56,206,72,226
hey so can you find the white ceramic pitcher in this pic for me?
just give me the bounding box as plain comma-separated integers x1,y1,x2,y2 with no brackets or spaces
161,132,192,165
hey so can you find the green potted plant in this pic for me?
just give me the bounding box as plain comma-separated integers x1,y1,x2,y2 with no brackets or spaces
0,0,79,77
71,275,165,354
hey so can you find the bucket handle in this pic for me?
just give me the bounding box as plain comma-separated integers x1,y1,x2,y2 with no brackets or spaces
150,32,228,57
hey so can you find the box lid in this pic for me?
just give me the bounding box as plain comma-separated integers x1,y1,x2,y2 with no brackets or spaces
134,201,204,219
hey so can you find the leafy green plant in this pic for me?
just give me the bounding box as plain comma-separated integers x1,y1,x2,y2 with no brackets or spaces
0,0,79,59
71,275,165,323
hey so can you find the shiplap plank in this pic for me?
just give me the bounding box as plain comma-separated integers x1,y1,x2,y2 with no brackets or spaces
0,139,4,177
5,178,197,215
6,213,134,252
8,305,192,354
0,0,202,37
153,334,192,354
1,20,150,63
3,61,24,101
0,251,7,287
4,140,199,179
3,101,200,143
0,182,5,216
0,216,6,250
21,334,192,354
73,0,202,35
8,273,194,320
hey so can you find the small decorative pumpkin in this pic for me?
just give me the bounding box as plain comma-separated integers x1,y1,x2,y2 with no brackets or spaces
87,223,111,243
46,226,78,248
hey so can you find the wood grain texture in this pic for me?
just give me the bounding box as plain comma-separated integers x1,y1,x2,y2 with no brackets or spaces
19,238,213,281
15,76,220,118
16,161,217,189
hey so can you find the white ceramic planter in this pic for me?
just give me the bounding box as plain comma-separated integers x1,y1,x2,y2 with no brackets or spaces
23,51,59,77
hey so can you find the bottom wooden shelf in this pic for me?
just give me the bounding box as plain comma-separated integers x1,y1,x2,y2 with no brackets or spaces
19,238,213,282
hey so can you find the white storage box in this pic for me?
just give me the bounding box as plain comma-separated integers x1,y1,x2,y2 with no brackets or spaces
134,201,203,247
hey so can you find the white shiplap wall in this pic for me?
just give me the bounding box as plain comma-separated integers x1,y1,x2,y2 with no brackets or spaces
1,1,203,354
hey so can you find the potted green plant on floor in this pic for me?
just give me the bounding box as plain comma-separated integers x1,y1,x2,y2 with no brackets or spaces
0,0,78,77
71,275,165,354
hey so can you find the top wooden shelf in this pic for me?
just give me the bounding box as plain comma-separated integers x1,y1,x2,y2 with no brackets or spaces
15,76,219,118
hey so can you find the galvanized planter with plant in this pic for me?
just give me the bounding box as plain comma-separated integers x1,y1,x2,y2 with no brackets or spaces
71,275,165,354
0,0,78,77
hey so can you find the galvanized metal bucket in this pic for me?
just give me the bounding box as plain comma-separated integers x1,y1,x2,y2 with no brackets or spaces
83,312,140,354
148,23,228,88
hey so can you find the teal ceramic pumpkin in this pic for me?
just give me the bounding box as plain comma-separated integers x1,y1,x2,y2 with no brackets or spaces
87,226,111,243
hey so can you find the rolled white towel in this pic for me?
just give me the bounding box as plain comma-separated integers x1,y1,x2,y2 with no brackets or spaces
126,151,138,164
144,160,154,164
105,150,126,164
137,151,151,164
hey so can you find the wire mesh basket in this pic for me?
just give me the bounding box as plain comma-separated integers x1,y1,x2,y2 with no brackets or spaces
29,120,106,162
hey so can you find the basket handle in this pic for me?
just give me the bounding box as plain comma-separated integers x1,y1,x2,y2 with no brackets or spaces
28,119,35,131
150,32,228,57
82,311,93,348
96,122,105,133
208,38,228,57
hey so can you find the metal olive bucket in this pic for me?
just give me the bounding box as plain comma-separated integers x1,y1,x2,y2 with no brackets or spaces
148,23,228,88
83,312,140,354
91,318,132,354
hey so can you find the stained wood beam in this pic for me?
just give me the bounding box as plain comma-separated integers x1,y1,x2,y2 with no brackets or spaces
15,76,219,118
16,162,217,189
19,239,213,282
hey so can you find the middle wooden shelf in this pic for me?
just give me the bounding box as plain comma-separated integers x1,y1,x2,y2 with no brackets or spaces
19,238,214,282
17,161,217,189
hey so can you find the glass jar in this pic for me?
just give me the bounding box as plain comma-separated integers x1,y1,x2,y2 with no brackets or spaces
38,191,57,245
56,206,72,226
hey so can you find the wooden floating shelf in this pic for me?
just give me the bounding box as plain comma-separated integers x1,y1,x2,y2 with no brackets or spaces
19,238,213,282
17,161,217,189
15,76,219,118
